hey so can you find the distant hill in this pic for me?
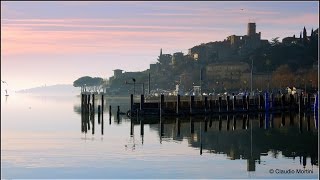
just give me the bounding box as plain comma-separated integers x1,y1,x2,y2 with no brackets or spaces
17,84,79,95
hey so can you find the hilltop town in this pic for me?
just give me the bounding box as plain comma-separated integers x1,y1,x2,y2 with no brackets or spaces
74,23,319,96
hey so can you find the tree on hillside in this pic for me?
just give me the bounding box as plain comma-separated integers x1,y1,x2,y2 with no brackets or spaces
73,76,104,93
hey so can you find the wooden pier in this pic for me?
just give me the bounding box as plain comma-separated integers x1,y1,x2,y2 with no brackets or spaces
127,93,318,117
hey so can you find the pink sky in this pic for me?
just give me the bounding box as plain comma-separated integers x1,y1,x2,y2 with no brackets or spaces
1,1,319,91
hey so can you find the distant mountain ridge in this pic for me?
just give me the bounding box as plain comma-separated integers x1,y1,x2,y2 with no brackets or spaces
17,84,79,94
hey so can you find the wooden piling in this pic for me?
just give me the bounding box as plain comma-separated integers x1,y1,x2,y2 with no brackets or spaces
176,118,181,137
176,94,180,115
204,117,208,132
117,106,120,116
246,95,249,111
226,116,230,131
190,117,194,134
140,119,144,136
218,97,222,112
98,105,101,124
299,93,303,113
190,95,194,114
232,96,236,111
242,95,246,110
209,99,213,113
218,115,222,131
204,96,208,113
160,94,164,115
92,94,95,114
226,96,230,112
140,94,144,111
101,94,104,114
130,94,133,115
289,94,294,110
281,94,286,110
232,115,236,130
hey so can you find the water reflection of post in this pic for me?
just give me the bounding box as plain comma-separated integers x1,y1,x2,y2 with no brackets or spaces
98,105,101,124
101,110,104,135
303,155,307,168
109,105,112,125
232,115,236,131
299,113,303,133
92,106,95,135
160,115,164,143
281,113,285,127
314,108,318,129
218,115,222,131
204,117,208,132
289,112,294,126
87,104,91,131
307,113,310,132
245,114,249,130
140,118,144,144
227,116,230,131
200,121,202,155
270,113,274,129
190,116,194,134
242,115,246,129
130,118,134,136
259,113,263,128
265,112,270,130
247,113,255,172
176,118,181,137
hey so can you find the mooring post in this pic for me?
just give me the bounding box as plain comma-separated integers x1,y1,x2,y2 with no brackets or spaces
98,105,101,124
281,112,285,127
92,94,95,114
227,115,230,131
209,99,213,113
190,95,194,115
246,95,250,111
219,96,222,112
204,117,208,132
91,109,95,135
204,96,208,113
242,115,246,129
289,94,294,111
299,93,303,113
232,115,236,131
281,94,286,110
130,94,133,115
270,93,274,110
176,118,181,137
140,119,144,136
232,95,236,111
242,95,246,110
101,94,104,115
88,94,91,108
226,96,230,112
307,93,311,111
265,92,269,112
117,106,120,116
190,117,194,134
176,94,180,115
218,115,222,131
259,94,264,110
140,94,144,111
160,94,164,116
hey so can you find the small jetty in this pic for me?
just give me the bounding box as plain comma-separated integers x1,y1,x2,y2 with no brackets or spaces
127,93,318,117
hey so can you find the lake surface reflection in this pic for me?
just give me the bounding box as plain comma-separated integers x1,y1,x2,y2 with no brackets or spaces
1,94,318,179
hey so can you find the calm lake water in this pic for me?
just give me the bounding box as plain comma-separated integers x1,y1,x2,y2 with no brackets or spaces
1,94,318,179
